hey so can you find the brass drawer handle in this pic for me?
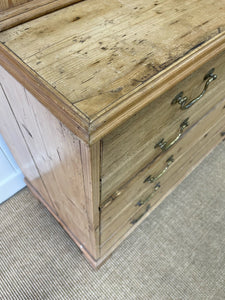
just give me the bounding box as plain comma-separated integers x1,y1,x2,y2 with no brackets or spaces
155,118,189,151
171,68,217,110
136,182,161,207
144,155,174,184
131,204,151,224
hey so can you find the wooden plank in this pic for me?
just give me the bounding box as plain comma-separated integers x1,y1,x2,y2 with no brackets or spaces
89,33,225,143
0,0,30,12
0,2,225,143
100,98,225,244
0,0,10,11
0,70,53,209
0,66,100,260
79,141,101,258
0,0,224,268
25,177,101,268
0,0,85,31
1,0,224,115
101,51,225,202
0,45,90,143
100,114,225,255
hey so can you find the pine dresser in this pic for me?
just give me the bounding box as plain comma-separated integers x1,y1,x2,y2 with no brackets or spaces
0,0,225,268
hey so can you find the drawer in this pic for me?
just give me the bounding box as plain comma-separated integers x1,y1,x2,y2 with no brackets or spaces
101,115,225,255
101,51,225,203
100,98,225,250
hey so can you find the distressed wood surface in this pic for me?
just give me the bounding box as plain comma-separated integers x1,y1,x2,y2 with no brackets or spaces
24,177,100,268
0,71,52,208
0,0,31,11
0,66,100,260
0,0,225,268
0,43,90,143
100,112,225,255
100,98,225,245
0,0,224,134
101,51,225,202
0,0,85,31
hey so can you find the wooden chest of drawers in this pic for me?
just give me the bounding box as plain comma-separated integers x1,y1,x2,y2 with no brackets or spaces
1,0,225,268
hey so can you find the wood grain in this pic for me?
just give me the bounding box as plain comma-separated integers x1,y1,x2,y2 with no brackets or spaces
0,0,224,267
0,44,90,143
0,73,53,209
0,0,30,12
0,0,85,31
89,33,225,144
100,113,225,255
79,141,101,258
100,98,225,245
25,177,102,268
0,0,224,143
101,51,225,202
0,66,100,260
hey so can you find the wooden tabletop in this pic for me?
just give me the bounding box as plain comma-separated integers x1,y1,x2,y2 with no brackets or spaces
1,0,225,143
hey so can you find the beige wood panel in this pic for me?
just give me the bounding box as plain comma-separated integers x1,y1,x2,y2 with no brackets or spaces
0,0,30,12
101,51,225,202
0,0,224,120
0,0,9,10
0,43,90,144
0,66,100,259
100,113,225,254
0,68,53,208
0,0,85,31
100,98,225,243
0,0,10,11
79,141,101,258
0,0,224,268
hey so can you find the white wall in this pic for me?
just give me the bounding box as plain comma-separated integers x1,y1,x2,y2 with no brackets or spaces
0,134,26,204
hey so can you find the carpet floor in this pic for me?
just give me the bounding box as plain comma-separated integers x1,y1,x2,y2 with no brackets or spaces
1,142,225,300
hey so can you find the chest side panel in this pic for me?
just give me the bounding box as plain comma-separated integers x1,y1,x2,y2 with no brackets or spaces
0,66,100,261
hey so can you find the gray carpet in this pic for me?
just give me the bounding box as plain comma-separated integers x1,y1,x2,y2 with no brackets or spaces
1,142,225,300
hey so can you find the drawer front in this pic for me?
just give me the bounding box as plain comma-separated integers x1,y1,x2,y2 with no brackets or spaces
101,115,225,255
101,111,224,257
100,98,225,250
101,51,225,203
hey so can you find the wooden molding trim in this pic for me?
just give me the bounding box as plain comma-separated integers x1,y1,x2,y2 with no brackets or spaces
0,43,90,143
0,0,85,32
89,32,225,144
1,33,224,145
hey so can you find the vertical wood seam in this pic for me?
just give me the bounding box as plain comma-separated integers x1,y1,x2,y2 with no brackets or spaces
79,140,100,258
99,139,103,255
8,0,14,9
23,87,59,213
90,141,101,258
79,140,92,241
0,82,57,214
